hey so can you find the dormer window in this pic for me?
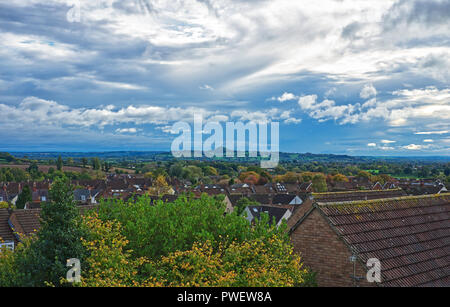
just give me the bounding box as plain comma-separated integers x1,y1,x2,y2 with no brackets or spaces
81,195,86,201
41,196,46,202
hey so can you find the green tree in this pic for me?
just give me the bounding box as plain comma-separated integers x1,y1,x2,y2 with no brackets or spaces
91,157,101,170
419,167,430,178
148,175,171,196
150,236,309,287
169,163,184,177
16,185,32,209
79,213,147,287
203,166,218,176
103,161,111,172
235,197,259,216
97,194,283,260
0,152,15,162
2,169,13,182
403,166,413,175
81,158,88,168
312,174,328,192
181,165,203,184
16,178,87,286
299,172,314,182
27,161,39,174
357,170,371,179
444,167,450,177
56,156,63,171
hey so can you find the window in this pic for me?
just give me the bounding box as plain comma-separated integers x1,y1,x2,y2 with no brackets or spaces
0,196,3,201
81,195,86,201
0,242,14,252
41,196,46,202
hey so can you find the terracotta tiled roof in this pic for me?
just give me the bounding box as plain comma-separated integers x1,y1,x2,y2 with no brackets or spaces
313,189,406,203
0,209,14,243
106,179,129,190
7,205,99,242
9,209,41,239
317,194,450,287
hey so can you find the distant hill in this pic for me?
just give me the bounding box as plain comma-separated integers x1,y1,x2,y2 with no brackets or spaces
0,152,16,163
8,151,450,163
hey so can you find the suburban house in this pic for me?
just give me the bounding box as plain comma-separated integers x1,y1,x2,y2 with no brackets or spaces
371,182,383,190
0,205,98,252
73,189,102,204
31,189,49,203
244,205,292,227
0,189,8,203
408,183,448,195
289,193,450,287
228,183,255,195
382,181,398,190
228,193,307,209
272,194,303,206
195,184,228,195
298,182,313,193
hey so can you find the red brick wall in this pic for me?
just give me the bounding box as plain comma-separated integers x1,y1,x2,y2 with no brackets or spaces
290,208,374,287
286,198,313,229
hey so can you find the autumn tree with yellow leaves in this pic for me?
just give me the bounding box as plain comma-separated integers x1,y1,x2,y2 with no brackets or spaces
1,190,315,287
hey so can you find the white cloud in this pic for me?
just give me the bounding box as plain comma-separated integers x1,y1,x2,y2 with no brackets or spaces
0,97,302,138
415,130,449,135
402,144,431,150
115,128,140,134
290,87,450,128
1,0,449,99
367,143,377,147
283,117,302,125
277,92,298,102
381,140,396,144
230,108,299,124
423,139,434,143
360,84,377,99
297,94,358,124
298,95,318,110
0,97,215,128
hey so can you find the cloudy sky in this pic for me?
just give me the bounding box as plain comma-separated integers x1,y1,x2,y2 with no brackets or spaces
0,0,449,155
